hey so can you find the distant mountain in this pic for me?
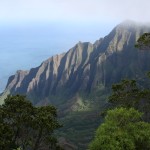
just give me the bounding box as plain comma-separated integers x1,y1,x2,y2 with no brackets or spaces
1,21,150,149
3,21,150,104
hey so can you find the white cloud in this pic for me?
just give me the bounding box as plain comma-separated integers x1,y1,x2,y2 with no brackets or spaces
0,0,149,23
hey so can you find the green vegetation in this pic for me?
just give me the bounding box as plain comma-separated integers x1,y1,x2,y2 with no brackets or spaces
89,33,150,150
109,79,140,108
89,107,150,150
0,95,62,150
135,33,150,50
58,111,102,149
89,77,150,150
57,87,108,150
109,79,150,121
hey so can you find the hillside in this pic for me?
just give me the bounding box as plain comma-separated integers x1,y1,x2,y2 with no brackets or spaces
1,21,150,149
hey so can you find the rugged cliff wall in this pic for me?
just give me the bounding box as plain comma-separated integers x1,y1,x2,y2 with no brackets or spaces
3,21,150,107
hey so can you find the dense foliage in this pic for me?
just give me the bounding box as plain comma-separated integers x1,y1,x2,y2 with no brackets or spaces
109,79,150,121
0,95,62,150
89,108,150,150
135,33,150,50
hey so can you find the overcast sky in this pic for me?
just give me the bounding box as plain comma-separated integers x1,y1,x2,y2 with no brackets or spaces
0,0,149,24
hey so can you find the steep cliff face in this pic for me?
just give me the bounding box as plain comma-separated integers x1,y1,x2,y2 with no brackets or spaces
3,21,150,106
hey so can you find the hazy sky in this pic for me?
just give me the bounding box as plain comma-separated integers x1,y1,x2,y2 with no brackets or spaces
0,0,149,24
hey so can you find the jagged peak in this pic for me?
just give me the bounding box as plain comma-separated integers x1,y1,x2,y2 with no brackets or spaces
93,38,103,47
76,41,92,46
66,41,93,54
16,70,29,74
78,41,82,44
42,53,65,64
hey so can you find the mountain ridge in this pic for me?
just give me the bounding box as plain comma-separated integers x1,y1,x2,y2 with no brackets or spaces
1,21,150,149
2,21,150,107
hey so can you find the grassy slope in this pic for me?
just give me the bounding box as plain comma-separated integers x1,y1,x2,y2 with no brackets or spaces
57,86,109,149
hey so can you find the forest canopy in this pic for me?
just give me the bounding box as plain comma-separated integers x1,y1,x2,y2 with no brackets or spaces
0,95,62,150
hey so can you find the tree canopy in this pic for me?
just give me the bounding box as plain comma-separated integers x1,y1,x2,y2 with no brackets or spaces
109,79,141,108
89,108,150,150
135,33,150,50
0,95,62,150
108,79,150,121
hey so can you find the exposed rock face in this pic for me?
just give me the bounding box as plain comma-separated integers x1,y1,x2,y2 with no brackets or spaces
4,21,150,106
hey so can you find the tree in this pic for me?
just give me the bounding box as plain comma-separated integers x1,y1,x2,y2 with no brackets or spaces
0,95,62,150
109,79,141,108
108,79,150,121
0,105,14,149
135,33,150,50
31,105,62,150
89,107,150,150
